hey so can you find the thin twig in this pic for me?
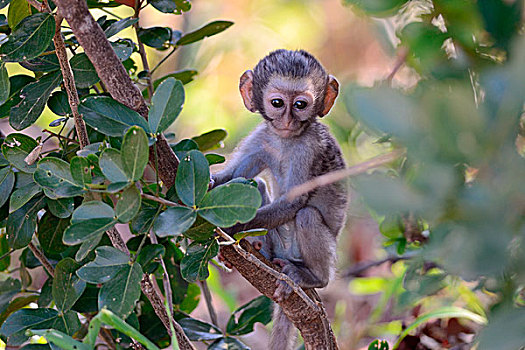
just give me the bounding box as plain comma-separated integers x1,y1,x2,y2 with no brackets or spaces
28,242,54,278
341,254,415,279
200,281,219,327
151,46,178,75
286,149,405,201
141,192,179,207
386,47,409,84
43,129,79,144
26,0,45,11
133,1,154,101
150,233,174,317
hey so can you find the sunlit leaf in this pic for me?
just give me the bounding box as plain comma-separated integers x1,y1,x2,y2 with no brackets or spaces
6,0,30,29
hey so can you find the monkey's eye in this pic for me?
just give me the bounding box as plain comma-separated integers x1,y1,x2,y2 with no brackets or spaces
271,99,284,108
293,100,308,110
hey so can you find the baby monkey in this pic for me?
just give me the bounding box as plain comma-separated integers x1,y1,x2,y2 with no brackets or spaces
213,49,348,349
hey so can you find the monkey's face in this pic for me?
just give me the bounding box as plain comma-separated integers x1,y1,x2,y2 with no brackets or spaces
261,76,317,138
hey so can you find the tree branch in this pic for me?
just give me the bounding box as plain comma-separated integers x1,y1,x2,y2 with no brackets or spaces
53,0,179,187
219,238,339,349
286,149,405,201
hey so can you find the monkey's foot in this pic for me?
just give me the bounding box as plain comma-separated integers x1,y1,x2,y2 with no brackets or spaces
272,258,294,302
217,251,232,269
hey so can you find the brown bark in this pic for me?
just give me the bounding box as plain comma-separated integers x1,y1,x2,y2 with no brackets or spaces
220,241,339,350
53,0,179,188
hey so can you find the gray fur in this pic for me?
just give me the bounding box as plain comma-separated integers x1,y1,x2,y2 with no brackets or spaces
213,50,348,350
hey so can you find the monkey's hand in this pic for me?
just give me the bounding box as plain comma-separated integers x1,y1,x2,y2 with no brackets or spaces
272,258,296,302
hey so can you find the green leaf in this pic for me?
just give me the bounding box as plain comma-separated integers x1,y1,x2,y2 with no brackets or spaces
344,0,408,17
172,138,199,159
180,240,219,282
368,340,389,350
205,153,225,165
99,148,128,183
121,126,148,181
75,235,103,262
183,219,215,242
53,258,87,312
115,185,141,223
20,44,59,72
137,26,171,48
9,70,62,130
148,77,185,134
178,317,223,341
30,329,90,350
0,233,10,271
136,244,164,273
0,166,15,207
47,91,71,116
37,212,69,254
197,183,261,227
98,262,142,318
63,218,115,245
34,157,86,198
0,74,35,119
0,0,9,10
0,278,21,314
1,133,38,173
70,156,91,187
6,0,30,29
379,214,404,239
104,17,138,38
0,308,80,346
148,0,190,14
10,182,41,213
78,96,151,137
6,194,45,249
393,306,486,349
46,197,74,218
130,203,158,234
177,21,233,46
0,62,9,105
0,13,55,62
70,53,100,89
153,69,197,88
176,150,210,207
477,308,525,350
226,296,273,335
65,200,115,240
208,337,249,350
192,129,227,152
77,246,130,284
153,206,196,237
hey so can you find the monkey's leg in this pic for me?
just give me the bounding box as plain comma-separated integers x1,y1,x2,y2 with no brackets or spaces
274,207,336,301
269,305,297,350
245,178,272,258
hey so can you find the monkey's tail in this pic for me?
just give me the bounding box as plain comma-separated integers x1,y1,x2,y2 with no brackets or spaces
269,305,296,350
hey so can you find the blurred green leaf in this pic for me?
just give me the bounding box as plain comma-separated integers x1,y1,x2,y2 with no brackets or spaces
477,0,522,50
53,258,86,312
177,21,233,46
79,96,151,137
180,240,218,282
344,0,407,17
77,246,130,284
0,308,80,346
148,0,190,14
477,308,525,350
1,13,55,62
34,157,86,198
30,329,90,350
98,262,142,318
197,183,261,227
226,296,273,335
153,69,197,88
176,150,210,207
208,337,249,350
368,340,389,350
205,153,225,165
149,77,185,134
153,206,196,237
192,129,227,152
121,126,148,181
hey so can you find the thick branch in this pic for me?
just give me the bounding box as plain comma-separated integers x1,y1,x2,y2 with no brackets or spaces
220,240,338,350
53,0,179,187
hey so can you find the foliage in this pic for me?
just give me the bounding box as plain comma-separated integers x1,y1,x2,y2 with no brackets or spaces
0,1,267,349
344,0,524,348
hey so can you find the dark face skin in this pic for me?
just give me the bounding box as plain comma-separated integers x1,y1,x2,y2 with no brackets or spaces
262,77,316,138
239,70,340,139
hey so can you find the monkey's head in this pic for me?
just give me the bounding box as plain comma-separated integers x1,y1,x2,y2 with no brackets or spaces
239,49,339,138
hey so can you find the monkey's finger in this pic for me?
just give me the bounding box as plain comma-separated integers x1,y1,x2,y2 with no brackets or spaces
252,241,263,251
217,252,233,269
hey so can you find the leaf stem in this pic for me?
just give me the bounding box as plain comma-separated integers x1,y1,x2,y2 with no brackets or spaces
151,45,178,75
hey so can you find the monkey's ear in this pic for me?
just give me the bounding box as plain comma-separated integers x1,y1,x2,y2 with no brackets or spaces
319,75,339,117
239,70,257,113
